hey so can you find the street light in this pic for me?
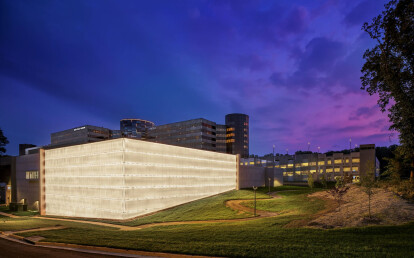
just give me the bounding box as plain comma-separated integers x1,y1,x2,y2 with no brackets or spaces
253,186,258,217
268,177,271,197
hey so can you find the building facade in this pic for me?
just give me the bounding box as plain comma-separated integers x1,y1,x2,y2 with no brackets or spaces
15,153,41,210
120,119,155,139
225,113,249,158
50,125,116,148
241,144,379,183
12,138,237,219
148,118,227,153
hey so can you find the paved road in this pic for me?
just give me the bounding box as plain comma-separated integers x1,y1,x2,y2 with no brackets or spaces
0,237,152,258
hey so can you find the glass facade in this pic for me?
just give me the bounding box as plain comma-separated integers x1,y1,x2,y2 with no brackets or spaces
225,113,249,158
120,119,155,139
148,118,225,152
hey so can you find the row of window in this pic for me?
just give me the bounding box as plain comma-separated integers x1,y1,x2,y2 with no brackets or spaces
283,167,359,176
25,171,39,180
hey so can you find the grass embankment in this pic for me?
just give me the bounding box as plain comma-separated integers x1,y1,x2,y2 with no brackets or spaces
1,186,413,257
121,186,309,226
49,186,305,226
0,205,39,217
243,189,326,215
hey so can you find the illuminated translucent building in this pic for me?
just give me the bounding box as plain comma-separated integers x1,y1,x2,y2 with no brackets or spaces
13,138,238,219
120,119,155,139
148,118,227,153
225,113,249,158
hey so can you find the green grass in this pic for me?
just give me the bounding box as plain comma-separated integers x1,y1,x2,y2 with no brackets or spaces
242,189,326,216
49,187,303,227
2,187,413,257
0,205,39,216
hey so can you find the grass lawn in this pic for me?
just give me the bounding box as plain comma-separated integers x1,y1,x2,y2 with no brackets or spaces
1,187,413,257
49,186,306,226
0,205,39,216
242,189,327,216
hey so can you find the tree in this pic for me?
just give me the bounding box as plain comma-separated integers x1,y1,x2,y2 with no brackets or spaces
307,172,314,191
0,128,9,156
384,146,412,180
320,174,328,189
361,0,414,181
329,176,349,212
360,162,377,219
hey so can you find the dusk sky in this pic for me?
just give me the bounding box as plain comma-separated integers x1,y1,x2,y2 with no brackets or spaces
0,0,399,156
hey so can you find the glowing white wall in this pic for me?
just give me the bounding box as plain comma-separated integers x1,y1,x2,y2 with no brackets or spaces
44,138,237,219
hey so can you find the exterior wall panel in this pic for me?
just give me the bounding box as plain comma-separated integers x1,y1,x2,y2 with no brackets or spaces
45,138,237,220
15,154,41,210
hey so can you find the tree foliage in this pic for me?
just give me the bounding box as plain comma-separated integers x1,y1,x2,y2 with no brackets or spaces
0,128,9,156
307,172,314,190
361,0,414,179
384,146,412,179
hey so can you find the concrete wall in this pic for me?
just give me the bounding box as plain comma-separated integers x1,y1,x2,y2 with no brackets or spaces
238,166,266,189
44,138,237,220
238,166,284,189
359,144,376,178
15,153,40,210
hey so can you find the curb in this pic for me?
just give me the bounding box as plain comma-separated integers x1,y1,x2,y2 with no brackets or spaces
0,230,217,258
37,241,215,257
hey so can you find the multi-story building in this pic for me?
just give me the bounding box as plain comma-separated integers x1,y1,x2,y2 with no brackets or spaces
216,124,227,153
120,119,155,139
241,144,379,182
148,118,226,152
225,113,249,158
50,125,117,148
47,114,250,155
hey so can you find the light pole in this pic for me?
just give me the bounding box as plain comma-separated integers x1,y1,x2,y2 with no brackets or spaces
268,177,271,197
253,186,257,216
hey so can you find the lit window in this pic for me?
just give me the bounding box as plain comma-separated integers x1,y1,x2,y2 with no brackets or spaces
326,168,333,173
352,158,360,163
352,166,359,171
288,164,293,167
280,165,287,169
318,161,325,165
334,168,340,172
310,169,316,173
334,159,342,164
343,167,351,172
301,162,309,167
327,160,332,165
25,171,39,180
310,162,316,166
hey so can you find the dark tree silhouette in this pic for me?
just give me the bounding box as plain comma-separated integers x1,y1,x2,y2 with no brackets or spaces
361,0,414,181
